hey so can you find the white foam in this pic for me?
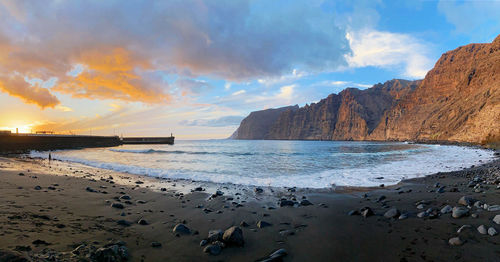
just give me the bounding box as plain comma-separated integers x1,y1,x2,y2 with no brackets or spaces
29,144,495,188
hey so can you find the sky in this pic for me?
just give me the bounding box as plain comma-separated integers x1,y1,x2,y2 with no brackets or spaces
0,0,498,139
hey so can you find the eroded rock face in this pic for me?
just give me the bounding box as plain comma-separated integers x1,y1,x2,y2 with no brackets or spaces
232,35,500,145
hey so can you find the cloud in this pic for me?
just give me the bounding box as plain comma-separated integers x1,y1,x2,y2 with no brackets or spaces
179,115,244,127
55,105,73,112
438,0,500,41
0,0,352,107
0,75,59,108
232,90,246,96
345,29,434,78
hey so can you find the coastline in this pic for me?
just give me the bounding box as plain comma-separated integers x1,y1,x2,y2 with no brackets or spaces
0,149,499,261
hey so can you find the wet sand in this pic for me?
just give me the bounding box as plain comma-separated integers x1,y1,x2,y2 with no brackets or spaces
0,155,499,261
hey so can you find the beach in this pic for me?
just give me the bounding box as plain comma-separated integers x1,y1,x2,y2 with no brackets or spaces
0,152,499,262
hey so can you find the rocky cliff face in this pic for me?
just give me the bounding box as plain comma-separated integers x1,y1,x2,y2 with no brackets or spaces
232,36,500,144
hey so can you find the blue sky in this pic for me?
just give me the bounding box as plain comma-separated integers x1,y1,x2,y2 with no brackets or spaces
0,0,498,138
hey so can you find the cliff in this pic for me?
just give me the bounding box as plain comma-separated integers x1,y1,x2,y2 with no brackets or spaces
232,35,500,145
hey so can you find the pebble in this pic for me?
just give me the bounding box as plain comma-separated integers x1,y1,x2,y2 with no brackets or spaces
151,242,162,248
458,196,476,206
200,240,208,247
222,226,244,246
360,207,374,218
257,220,272,228
452,207,469,218
398,213,408,220
300,199,313,206
111,203,124,209
116,220,131,227
138,219,148,225
457,225,471,233
34,186,42,190
240,221,249,227
440,205,452,214
448,237,464,246
417,211,428,218
477,225,487,234
279,199,295,207
203,244,222,255
416,204,425,209
487,205,500,212
383,208,400,219
488,227,498,236
173,224,191,234
254,187,264,193
207,230,223,242
493,214,500,225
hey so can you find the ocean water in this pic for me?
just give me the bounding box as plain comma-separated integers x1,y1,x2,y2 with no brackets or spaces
29,140,495,188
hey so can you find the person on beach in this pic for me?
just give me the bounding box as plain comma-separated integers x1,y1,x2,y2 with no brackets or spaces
49,153,52,162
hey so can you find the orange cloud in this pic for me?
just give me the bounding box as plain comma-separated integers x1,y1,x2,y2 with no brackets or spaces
0,75,59,108
54,48,171,103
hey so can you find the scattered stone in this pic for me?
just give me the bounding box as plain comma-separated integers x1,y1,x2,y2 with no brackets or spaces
457,225,472,233
32,239,50,246
348,210,360,216
448,237,464,246
18,173,25,176
119,195,131,200
279,199,295,207
138,219,148,225
471,213,478,218
257,220,272,228
111,203,124,209
488,227,498,236
93,241,129,262
440,205,453,214
437,186,446,193
136,200,147,204
222,226,244,246
200,240,208,247
151,242,162,248
416,204,425,209
398,213,408,220
86,187,96,192
377,195,386,202
493,214,500,225
487,205,500,212
254,187,264,193
240,221,249,227
476,225,488,234
194,187,204,191
258,248,288,262
384,208,400,219
458,196,476,206
160,188,167,191
452,207,469,218
173,224,191,234
207,230,223,242
360,207,374,218
34,186,42,190
203,244,222,256
300,199,313,206
116,220,132,227
417,211,428,218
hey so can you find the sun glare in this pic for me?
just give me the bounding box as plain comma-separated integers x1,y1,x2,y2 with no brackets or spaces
0,124,34,134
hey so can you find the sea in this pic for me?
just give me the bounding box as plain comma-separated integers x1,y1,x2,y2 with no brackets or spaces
29,140,495,188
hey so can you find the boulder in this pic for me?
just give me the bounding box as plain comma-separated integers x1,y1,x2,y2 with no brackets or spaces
222,226,244,246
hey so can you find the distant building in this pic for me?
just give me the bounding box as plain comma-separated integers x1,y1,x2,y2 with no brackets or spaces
35,131,55,134
0,130,11,135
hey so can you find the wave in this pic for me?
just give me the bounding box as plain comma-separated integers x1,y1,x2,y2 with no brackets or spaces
108,148,256,156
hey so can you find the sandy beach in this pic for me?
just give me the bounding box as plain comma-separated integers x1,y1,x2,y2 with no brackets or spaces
0,152,498,262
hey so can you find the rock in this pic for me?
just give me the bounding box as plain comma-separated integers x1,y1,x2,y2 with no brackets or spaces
487,205,500,212
173,224,191,234
200,240,208,247
254,187,264,193
257,221,272,228
478,225,488,234
119,195,131,200
116,220,131,227
417,211,428,218
493,214,500,225
136,200,147,204
300,199,313,206
240,221,249,227
203,244,222,255
473,201,483,208
377,195,386,202
222,226,244,246
111,203,124,209
0,250,29,262
458,196,476,206
160,188,167,191
279,199,295,207
194,187,203,191
348,210,360,216
151,242,162,248
384,208,400,219
471,213,478,218
138,219,148,225
488,227,498,236
457,225,472,233
259,248,287,262
416,204,425,209
86,187,96,192
93,242,129,262
448,237,464,246
360,207,374,218
452,207,469,218
18,173,25,176
398,213,408,220
437,186,446,193
207,230,223,242
32,239,50,245
34,186,42,190
440,205,453,214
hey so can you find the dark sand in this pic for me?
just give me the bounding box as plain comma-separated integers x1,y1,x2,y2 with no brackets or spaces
0,154,499,262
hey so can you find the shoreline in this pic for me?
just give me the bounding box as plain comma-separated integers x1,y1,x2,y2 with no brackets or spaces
0,152,499,261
